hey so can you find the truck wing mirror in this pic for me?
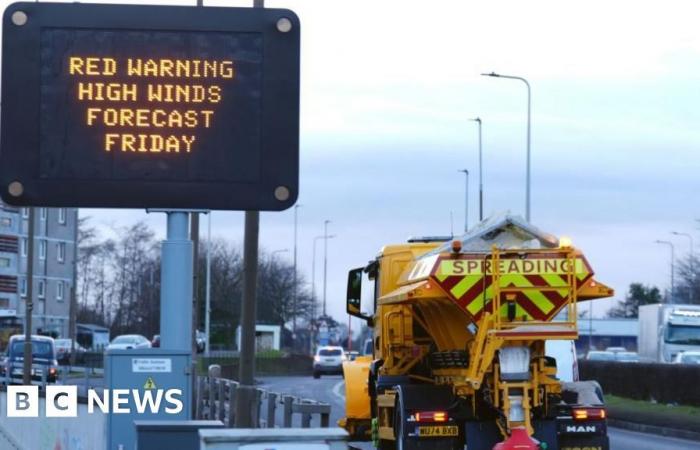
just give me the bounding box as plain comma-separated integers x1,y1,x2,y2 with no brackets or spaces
347,267,373,325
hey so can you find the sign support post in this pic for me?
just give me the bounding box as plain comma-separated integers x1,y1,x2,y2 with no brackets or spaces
161,211,193,352
234,0,265,429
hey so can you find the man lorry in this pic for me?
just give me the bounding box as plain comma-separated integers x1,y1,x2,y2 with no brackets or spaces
638,303,700,363
340,215,614,450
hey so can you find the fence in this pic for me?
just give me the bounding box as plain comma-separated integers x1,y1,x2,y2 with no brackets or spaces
579,360,700,406
195,369,331,429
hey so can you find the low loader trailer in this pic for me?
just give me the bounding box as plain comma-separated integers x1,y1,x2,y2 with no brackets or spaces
340,217,613,450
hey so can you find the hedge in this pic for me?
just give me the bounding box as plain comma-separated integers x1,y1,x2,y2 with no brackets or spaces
579,360,700,406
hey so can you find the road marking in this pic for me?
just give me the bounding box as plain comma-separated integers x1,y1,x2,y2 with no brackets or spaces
332,380,346,402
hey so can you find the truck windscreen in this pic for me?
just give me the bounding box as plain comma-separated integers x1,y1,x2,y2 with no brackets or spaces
665,324,700,345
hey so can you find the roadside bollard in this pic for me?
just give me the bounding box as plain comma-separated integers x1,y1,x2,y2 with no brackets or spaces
266,392,277,428
283,395,294,427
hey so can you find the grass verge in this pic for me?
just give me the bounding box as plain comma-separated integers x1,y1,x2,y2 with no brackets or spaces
606,394,700,432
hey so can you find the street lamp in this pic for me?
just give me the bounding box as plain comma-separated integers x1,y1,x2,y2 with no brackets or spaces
323,220,331,317
458,169,469,232
655,240,675,303
271,248,289,258
469,117,484,221
671,231,694,302
312,233,336,318
481,72,532,222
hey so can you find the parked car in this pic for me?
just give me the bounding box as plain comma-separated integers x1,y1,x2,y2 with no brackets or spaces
151,335,160,348
312,346,346,378
673,350,700,365
586,350,616,361
54,338,86,364
1,335,59,384
614,351,639,363
106,334,151,350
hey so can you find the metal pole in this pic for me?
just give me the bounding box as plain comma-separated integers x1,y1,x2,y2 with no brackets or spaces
312,236,321,308
205,213,212,354
588,302,593,352
323,220,330,317
161,212,193,351
477,118,483,221
655,240,675,303
293,205,301,337
481,72,531,221
191,213,200,356
672,231,694,302
69,209,79,367
22,208,36,385
470,118,484,221
459,170,469,232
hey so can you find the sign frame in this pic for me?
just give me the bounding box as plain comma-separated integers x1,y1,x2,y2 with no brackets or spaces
1,2,300,210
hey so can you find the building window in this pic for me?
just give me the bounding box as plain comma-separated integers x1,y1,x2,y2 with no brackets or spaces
58,208,67,225
40,208,47,221
38,280,45,299
0,217,11,228
0,298,9,308
0,257,10,268
57,242,66,263
39,240,46,260
21,208,29,219
20,278,27,297
21,238,27,257
56,281,65,301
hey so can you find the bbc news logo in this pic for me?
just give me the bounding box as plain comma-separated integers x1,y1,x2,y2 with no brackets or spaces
6,386,184,417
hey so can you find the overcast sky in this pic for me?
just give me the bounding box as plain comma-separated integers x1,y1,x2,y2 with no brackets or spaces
3,0,698,323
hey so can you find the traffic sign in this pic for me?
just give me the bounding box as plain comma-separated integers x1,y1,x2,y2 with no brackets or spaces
1,2,300,210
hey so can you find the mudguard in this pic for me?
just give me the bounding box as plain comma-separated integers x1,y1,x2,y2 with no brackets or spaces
339,356,372,438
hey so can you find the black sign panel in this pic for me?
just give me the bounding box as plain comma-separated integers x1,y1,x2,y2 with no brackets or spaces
1,2,299,210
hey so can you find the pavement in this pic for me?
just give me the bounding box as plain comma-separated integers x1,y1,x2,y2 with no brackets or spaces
259,375,700,450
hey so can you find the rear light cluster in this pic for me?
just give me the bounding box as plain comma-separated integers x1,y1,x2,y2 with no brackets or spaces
573,407,606,421
414,411,448,422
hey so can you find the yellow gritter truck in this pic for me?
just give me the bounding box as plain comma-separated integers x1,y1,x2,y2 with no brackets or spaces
339,215,614,450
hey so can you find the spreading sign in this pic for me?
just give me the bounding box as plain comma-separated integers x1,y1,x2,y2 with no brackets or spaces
1,2,300,210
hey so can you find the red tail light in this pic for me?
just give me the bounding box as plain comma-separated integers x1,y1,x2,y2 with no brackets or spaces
415,411,448,422
572,407,606,421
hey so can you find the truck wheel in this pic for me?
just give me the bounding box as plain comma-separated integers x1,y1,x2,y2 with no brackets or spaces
313,371,321,379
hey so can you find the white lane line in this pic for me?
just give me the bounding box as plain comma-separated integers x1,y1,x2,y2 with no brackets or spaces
332,380,346,403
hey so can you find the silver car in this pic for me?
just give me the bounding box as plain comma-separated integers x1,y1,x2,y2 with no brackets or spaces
313,346,346,378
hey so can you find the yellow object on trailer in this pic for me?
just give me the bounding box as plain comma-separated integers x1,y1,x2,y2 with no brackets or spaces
341,215,613,450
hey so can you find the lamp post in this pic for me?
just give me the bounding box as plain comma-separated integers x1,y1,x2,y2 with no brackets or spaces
481,72,531,222
458,170,469,232
469,117,484,221
671,231,694,302
655,240,676,303
323,220,331,317
312,234,336,317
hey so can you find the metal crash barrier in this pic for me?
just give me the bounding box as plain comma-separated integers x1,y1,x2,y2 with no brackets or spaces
199,428,348,450
195,374,331,428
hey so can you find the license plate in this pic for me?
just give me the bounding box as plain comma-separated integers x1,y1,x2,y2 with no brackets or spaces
418,425,458,437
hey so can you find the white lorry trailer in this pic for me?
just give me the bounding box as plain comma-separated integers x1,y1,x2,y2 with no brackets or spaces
638,304,700,363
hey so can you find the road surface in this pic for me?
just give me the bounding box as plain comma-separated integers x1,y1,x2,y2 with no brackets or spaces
259,375,700,450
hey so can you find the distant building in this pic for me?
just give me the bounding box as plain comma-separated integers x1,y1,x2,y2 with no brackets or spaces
0,202,78,345
577,318,638,352
236,324,282,352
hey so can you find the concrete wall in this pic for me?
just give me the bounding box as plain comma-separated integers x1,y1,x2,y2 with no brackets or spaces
0,392,106,450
